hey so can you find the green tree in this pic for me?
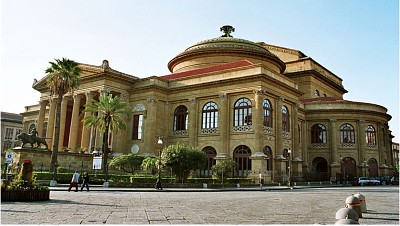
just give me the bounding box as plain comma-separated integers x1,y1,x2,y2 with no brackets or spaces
45,58,82,179
161,143,207,183
141,157,158,175
109,154,145,174
211,159,238,183
82,94,129,181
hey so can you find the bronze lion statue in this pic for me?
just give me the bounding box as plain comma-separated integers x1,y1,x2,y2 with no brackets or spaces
17,132,48,149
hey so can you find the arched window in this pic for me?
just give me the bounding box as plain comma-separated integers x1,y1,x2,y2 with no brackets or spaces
202,102,218,129
340,123,355,143
263,146,273,171
173,105,188,131
233,145,252,177
234,98,252,126
311,124,327,143
282,105,290,132
263,99,273,127
314,90,320,97
365,125,376,145
200,146,217,177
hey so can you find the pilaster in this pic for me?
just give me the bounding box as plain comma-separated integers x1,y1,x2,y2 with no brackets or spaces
188,97,197,147
46,98,57,148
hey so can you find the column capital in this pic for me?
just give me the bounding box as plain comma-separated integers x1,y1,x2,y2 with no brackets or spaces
147,98,158,104
188,97,196,104
253,89,264,96
329,119,337,123
100,88,111,96
73,93,82,101
219,93,227,101
277,96,284,102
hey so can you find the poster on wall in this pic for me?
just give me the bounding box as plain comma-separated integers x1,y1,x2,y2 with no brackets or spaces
93,156,102,170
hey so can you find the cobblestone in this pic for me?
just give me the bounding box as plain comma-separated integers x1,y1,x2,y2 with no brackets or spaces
1,186,398,224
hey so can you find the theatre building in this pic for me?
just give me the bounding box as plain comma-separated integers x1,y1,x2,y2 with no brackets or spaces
21,26,395,182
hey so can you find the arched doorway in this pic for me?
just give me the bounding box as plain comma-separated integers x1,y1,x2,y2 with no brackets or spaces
368,158,378,177
341,157,357,181
200,146,217,177
233,145,252,177
312,157,329,181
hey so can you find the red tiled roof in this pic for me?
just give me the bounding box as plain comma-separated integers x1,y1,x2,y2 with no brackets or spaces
301,97,343,103
160,60,254,80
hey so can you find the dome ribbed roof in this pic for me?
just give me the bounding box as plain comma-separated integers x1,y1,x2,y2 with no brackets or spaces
168,26,286,73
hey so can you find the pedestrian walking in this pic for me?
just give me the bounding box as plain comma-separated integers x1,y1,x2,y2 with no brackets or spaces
80,171,90,192
68,170,80,192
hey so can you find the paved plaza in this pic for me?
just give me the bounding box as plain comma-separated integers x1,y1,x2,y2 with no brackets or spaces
1,186,399,224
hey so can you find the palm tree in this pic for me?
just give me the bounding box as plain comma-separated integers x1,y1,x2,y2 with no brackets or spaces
82,94,129,181
45,58,81,179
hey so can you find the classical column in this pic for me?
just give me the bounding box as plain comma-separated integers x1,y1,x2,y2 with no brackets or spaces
68,94,82,152
46,98,57,148
253,89,264,153
188,97,198,147
81,92,94,152
58,97,69,151
36,100,48,137
329,119,338,163
377,122,386,166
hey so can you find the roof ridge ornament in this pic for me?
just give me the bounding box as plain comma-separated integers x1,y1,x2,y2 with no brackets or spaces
220,25,235,37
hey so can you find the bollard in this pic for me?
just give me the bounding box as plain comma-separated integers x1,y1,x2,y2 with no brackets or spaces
353,192,366,213
345,195,362,218
335,207,359,222
335,218,359,224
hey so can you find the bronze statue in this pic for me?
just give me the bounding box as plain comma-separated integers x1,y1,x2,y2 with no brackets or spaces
17,132,48,149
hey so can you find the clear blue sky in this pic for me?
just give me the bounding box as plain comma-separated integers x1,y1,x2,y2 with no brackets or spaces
1,0,399,142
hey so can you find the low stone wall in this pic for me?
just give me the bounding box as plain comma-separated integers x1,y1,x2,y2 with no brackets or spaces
9,148,94,173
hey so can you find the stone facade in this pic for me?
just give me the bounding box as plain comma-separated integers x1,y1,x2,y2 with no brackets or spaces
1,112,23,152
20,26,395,182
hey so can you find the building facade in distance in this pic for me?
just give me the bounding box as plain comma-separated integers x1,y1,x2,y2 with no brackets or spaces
1,112,23,152
21,26,395,182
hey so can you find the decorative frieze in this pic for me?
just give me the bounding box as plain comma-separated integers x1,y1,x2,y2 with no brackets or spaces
173,130,188,136
310,143,328,148
263,126,273,134
233,125,252,132
340,143,356,148
201,128,218,134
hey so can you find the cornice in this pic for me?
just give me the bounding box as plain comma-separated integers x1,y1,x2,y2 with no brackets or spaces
285,69,348,94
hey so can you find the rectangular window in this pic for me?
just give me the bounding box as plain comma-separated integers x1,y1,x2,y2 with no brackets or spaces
132,114,143,140
5,128,14,140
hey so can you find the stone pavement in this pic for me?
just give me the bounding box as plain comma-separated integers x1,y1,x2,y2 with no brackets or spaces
1,186,398,224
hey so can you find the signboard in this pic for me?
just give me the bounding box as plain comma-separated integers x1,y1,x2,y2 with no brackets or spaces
92,156,102,170
5,152,13,164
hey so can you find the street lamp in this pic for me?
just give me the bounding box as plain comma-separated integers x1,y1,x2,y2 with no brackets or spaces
155,137,163,190
287,149,292,187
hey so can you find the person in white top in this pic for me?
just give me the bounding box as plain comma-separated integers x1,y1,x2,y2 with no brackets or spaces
68,170,80,192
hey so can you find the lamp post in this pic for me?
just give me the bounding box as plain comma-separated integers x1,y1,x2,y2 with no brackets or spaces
155,137,163,190
287,149,292,187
